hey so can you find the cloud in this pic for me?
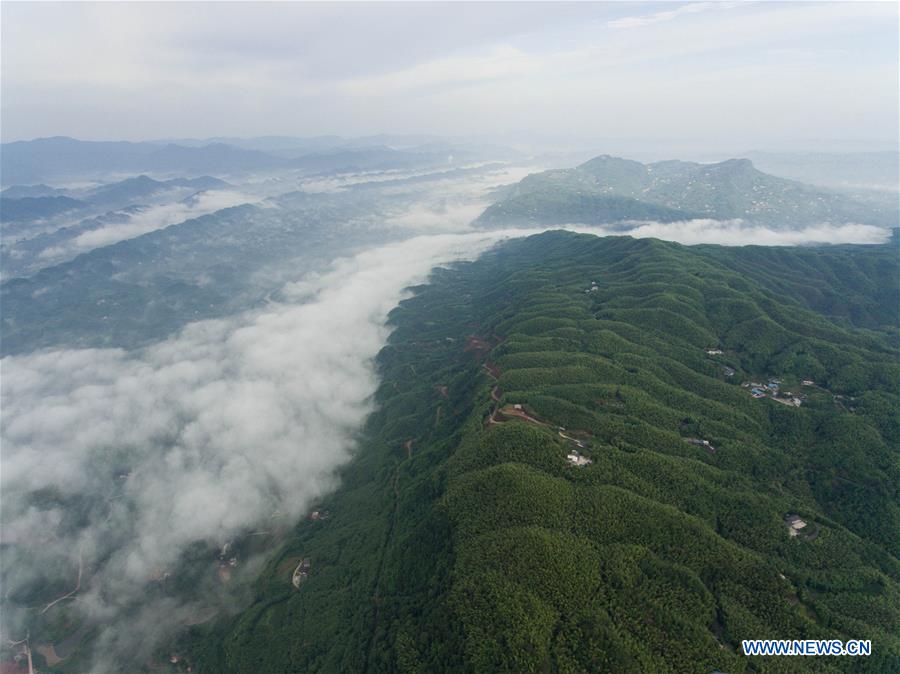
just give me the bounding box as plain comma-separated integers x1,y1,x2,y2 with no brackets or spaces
564,219,893,246
378,165,539,231
338,44,535,96
384,200,488,231
607,2,735,30
2,2,895,143
71,190,260,251
0,229,515,670
15,189,262,277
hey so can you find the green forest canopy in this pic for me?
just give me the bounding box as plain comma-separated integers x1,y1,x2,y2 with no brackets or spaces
173,231,900,674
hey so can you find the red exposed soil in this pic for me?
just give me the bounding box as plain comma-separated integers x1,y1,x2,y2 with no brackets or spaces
498,404,546,426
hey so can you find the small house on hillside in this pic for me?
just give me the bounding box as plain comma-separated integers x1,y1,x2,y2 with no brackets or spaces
292,558,311,589
785,514,807,537
566,451,592,467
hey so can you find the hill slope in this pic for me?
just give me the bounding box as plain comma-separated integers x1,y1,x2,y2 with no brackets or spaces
0,195,86,222
185,232,899,674
476,155,896,228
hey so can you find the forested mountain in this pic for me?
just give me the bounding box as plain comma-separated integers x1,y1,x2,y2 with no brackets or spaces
0,195,86,222
477,155,896,228
0,137,283,183
184,231,899,673
82,175,230,206
0,192,383,355
0,183,65,199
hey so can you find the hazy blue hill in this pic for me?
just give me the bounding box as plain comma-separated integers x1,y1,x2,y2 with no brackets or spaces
0,188,414,355
0,137,285,183
82,175,170,203
0,136,158,183
0,136,459,185
150,134,347,152
188,231,899,674
477,154,896,228
289,146,447,173
151,134,439,153
0,183,64,198
0,195,86,222
81,174,231,206
141,142,282,173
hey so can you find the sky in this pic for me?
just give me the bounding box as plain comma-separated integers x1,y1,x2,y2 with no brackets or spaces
1,1,898,147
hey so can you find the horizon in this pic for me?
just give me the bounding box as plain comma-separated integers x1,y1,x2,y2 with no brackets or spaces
2,2,898,148
5,134,899,161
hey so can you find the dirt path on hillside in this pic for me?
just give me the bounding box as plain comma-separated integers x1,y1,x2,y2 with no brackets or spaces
41,549,83,614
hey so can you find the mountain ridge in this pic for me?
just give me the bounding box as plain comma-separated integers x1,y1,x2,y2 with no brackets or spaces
477,155,896,229
186,231,899,674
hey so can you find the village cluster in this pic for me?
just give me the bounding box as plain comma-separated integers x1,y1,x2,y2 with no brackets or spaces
742,378,810,407
706,348,817,408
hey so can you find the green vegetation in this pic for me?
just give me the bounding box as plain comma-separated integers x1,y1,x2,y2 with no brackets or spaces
190,231,899,673
476,155,897,228
476,187,697,227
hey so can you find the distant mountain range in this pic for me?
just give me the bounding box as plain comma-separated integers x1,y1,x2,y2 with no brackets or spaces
0,174,232,227
477,155,898,228
0,195,86,222
0,183,66,199
0,137,280,183
82,174,231,206
0,136,510,185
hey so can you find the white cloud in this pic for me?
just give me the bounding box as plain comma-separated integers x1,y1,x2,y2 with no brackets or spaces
607,2,733,30
1,2,895,143
564,219,892,246
21,190,263,273
71,190,259,251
